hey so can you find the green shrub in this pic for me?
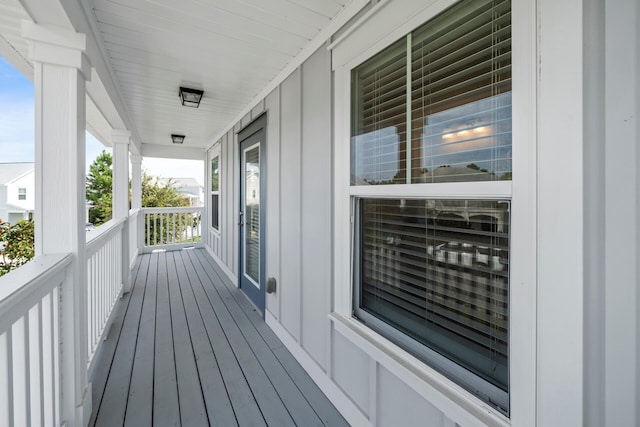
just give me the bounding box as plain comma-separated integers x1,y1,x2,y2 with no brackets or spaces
0,219,35,276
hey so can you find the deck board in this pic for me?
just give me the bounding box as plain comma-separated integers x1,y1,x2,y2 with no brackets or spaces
182,251,296,427
93,254,150,427
194,250,348,426
187,250,325,426
176,253,261,427
167,251,209,426
152,252,181,427
88,256,142,427
124,251,157,426
89,249,348,427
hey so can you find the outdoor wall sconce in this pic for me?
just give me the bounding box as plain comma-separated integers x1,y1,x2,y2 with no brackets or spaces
178,86,204,108
171,134,185,144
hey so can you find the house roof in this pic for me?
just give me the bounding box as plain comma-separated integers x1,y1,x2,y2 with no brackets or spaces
0,163,34,185
159,177,202,189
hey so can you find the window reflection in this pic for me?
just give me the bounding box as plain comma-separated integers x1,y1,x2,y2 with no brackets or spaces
414,92,512,183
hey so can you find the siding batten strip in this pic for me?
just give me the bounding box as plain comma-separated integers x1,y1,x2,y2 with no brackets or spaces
298,65,304,346
278,85,283,322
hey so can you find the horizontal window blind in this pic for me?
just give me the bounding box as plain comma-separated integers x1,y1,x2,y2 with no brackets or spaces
356,198,510,395
244,146,260,283
211,194,219,230
351,0,511,185
211,156,219,230
411,0,511,182
211,156,219,191
351,39,407,185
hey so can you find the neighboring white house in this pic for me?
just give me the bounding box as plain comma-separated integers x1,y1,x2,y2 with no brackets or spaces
0,162,34,224
159,177,204,206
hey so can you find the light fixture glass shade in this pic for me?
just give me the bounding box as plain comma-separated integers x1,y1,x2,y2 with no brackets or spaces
179,87,204,108
171,134,185,144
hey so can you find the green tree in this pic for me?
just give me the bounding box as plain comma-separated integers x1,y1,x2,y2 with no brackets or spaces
85,150,196,245
0,219,35,276
140,172,194,245
86,150,113,225
141,172,190,208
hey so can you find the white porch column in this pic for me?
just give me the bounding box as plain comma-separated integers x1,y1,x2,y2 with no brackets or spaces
22,21,92,426
112,130,130,291
130,154,143,254
130,154,142,210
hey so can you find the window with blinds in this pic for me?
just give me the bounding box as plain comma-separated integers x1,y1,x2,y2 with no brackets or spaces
352,0,511,185
354,198,509,410
349,0,512,414
211,155,219,230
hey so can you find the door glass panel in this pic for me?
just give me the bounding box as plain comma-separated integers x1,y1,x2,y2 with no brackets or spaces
244,144,260,285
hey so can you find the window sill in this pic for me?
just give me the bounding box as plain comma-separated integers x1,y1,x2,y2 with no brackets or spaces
328,312,510,427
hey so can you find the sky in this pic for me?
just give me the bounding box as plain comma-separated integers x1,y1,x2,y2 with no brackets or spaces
0,56,204,185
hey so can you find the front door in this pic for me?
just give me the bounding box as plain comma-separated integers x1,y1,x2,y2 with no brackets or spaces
238,115,266,314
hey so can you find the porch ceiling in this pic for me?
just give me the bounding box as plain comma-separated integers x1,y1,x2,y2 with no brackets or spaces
1,0,359,153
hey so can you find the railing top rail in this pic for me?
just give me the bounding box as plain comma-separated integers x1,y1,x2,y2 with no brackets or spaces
141,206,203,214
86,217,126,255
0,253,72,332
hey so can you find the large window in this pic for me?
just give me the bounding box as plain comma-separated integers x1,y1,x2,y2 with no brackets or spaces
211,154,220,231
350,0,511,414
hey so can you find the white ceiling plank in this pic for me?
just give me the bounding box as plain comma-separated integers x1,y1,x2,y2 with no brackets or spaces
96,22,298,69
146,0,324,39
285,0,347,17
94,0,310,54
183,0,331,27
107,51,281,87
99,30,292,71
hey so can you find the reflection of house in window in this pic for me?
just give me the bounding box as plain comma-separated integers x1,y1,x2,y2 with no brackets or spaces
416,92,513,183
246,166,260,206
351,127,401,184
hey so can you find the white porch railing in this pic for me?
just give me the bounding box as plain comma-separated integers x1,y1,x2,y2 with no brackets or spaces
142,207,203,252
86,218,126,366
0,253,72,427
129,208,142,267
0,205,202,425
0,217,133,426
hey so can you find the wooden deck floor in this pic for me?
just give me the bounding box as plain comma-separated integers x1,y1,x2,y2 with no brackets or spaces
88,248,348,427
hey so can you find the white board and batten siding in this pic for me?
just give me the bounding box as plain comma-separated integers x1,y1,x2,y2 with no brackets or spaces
205,39,460,425
205,0,640,425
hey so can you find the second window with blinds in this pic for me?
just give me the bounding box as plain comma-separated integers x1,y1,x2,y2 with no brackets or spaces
350,0,511,414
210,148,220,231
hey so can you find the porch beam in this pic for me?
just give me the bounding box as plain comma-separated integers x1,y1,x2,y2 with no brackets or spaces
22,20,92,427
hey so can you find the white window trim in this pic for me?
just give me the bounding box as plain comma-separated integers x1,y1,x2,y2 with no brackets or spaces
209,143,221,234
332,0,537,424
